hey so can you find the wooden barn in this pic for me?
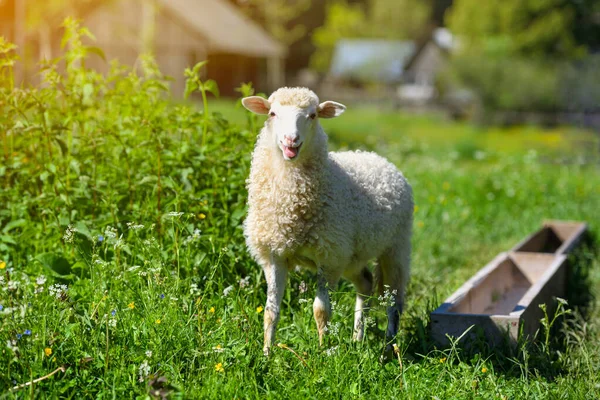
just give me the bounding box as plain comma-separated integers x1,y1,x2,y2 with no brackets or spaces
0,0,286,96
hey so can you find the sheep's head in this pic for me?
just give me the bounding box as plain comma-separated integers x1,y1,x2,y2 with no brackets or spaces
242,87,346,162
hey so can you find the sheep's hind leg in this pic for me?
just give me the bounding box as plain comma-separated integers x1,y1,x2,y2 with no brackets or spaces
349,267,373,341
379,244,410,359
263,254,288,356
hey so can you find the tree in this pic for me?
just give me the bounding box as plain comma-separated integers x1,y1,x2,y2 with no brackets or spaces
236,0,311,46
446,0,585,59
444,0,600,114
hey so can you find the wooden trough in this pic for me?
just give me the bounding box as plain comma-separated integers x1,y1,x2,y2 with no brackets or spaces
430,221,587,346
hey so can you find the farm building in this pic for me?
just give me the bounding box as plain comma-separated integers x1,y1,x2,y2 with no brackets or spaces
0,0,286,96
398,27,454,104
328,39,416,85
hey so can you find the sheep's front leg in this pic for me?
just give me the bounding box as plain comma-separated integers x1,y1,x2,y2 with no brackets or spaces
263,254,288,356
313,268,332,346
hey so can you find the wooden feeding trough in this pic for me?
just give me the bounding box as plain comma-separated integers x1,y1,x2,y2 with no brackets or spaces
431,221,587,346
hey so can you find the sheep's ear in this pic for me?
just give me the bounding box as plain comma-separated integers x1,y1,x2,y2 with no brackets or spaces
318,101,346,118
242,96,270,115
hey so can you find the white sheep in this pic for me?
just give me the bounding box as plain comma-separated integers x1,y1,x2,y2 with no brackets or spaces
242,87,413,357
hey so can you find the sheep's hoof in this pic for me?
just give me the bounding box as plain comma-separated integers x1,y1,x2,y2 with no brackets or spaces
263,347,271,357
379,344,395,364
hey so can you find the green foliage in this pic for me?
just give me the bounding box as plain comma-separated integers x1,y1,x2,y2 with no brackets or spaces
446,0,584,58
444,0,600,113
1,22,600,398
238,0,310,46
184,61,220,147
310,2,367,73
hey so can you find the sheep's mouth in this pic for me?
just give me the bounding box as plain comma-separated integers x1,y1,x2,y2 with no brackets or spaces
282,143,302,160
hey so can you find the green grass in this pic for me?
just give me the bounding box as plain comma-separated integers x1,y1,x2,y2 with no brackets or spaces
1,24,600,398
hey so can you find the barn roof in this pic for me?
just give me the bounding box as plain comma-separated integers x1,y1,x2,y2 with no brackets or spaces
160,0,286,58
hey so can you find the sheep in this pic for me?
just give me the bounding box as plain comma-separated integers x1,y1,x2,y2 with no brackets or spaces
242,87,413,357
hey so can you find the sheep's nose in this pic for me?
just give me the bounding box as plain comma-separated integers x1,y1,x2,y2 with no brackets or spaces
283,136,299,147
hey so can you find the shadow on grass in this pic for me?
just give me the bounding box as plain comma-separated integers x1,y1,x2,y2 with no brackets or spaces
399,231,597,380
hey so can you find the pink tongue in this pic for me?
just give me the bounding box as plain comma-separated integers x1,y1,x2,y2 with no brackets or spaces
284,146,298,159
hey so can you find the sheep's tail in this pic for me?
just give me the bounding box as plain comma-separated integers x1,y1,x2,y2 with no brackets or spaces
373,263,384,296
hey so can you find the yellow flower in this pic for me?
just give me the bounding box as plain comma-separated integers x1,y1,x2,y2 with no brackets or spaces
216,344,222,349
481,367,488,373
0,260,6,269
439,357,446,363
44,348,52,357
128,302,135,310
52,357,56,362
414,205,419,213
209,306,215,313
215,362,224,373
155,319,161,324
198,213,206,220
256,306,264,313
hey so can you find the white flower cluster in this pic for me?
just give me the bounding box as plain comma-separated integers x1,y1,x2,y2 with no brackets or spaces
183,229,202,246
63,225,76,243
378,285,397,307
222,285,234,297
239,276,250,288
104,226,118,239
49,284,68,299
190,283,201,296
138,360,150,382
298,280,307,294
325,345,338,357
127,222,145,230
325,321,340,335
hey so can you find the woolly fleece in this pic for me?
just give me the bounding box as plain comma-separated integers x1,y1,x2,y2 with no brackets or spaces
244,88,413,284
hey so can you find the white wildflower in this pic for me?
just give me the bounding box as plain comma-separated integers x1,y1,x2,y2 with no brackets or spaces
8,280,18,291
63,225,76,243
326,321,340,335
145,350,153,358
190,283,201,296
138,360,150,381
298,280,307,294
126,222,145,230
379,285,396,307
325,346,338,356
108,318,117,328
104,226,118,239
36,275,47,286
239,276,250,288
49,284,68,299
6,340,18,353
223,285,234,297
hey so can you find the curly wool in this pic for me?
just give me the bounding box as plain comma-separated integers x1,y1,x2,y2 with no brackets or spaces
268,87,319,109
244,98,412,278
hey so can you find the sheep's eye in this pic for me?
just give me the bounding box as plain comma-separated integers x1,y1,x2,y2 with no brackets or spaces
309,113,316,119
269,111,276,117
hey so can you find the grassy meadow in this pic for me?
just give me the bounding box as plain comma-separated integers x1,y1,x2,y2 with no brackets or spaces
1,25,600,398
